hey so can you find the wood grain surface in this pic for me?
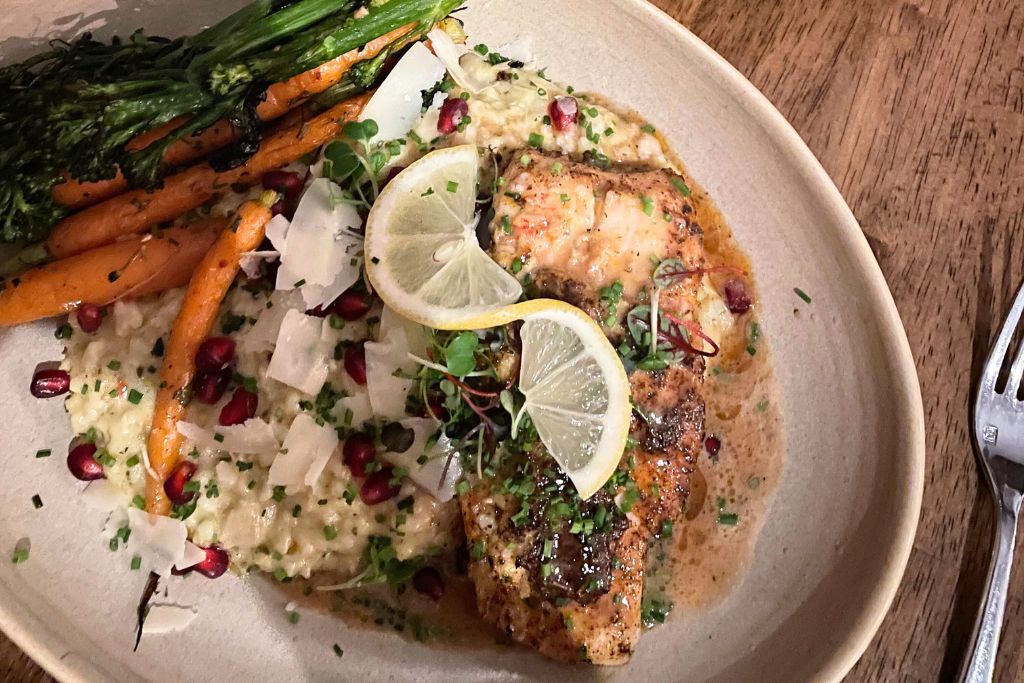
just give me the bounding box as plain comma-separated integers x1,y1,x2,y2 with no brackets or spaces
3,0,1023,681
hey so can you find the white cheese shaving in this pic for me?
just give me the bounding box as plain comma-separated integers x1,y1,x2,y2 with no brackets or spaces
240,289,305,353
332,392,373,429
239,250,279,279
381,418,463,502
175,541,207,571
268,413,339,489
365,306,429,421
141,604,199,636
273,179,363,311
359,41,446,142
267,309,331,395
126,508,187,577
427,28,495,94
176,419,279,455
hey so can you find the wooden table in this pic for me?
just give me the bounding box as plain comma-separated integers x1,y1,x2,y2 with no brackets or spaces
4,0,1023,680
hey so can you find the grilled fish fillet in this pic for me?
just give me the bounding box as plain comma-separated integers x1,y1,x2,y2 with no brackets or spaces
459,150,706,664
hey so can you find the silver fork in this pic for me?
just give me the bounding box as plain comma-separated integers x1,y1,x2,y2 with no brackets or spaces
962,283,1024,683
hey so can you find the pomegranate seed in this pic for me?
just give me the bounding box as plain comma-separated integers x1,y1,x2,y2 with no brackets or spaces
344,342,367,385
360,468,401,505
164,460,197,506
193,369,230,405
76,304,103,333
67,443,104,481
437,97,469,135
219,388,258,426
549,96,579,131
412,566,445,601
30,368,70,398
704,435,721,457
270,199,287,216
343,433,376,478
195,337,235,373
173,545,230,579
723,279,752,315
332,288,372,321
261,170,304,199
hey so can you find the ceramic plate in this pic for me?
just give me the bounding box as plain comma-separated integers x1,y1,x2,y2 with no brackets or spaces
0,1,924,681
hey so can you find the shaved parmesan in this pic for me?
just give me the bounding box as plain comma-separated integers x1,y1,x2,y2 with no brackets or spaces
175,541,207,571
427,28,495,94
269,413,339,489
272,179,363,311
366,307,428,421
360,41,446,143
126,508,187,577
141,604,199,636
267,309,331,395
176,419,279,455
240,289,304,353
239,250,279,279
381,418,462,502
333,392,373,429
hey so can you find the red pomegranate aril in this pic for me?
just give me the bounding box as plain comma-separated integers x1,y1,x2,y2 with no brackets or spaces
723,279,752,315
220,388,258,426
30,368,70,398
164,460,198,506
412,566,445,601
195,337,235,373
549,96,579,131
704,435,721,457
360,468,401,505
332,288,372,321
193,369,230,405
67,442,104,481
270,199,287,216
261,169,304,199
344,342,367,385
343,433,376,478
437,97,469,135
76,304,104,333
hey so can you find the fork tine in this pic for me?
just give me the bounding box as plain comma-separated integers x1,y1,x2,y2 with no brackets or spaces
981,282,1024,394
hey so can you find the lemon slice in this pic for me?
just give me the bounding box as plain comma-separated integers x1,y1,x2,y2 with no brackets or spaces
514,300,632,500
364,145,523,329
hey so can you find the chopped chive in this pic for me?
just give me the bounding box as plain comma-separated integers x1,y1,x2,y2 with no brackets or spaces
213,432,225,443
794,287,812,304
446,180,459,193
126,455,140,467
670,176,691,197
641,124,656,134
528,132,544,148
287,610,300,625
717,512,739,526
641,195,654,216
55,323,72,340
31,494,43,509
323,525,338,541
106,360,121,371
127,389,143,404
333,643,344,657
35,449,51,458
11,546,29,564
130,555,142,571
550,161,563,175
131,495,145,509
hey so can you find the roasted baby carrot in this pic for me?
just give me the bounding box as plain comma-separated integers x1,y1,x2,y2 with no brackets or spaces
47,91,370,259
0,220,223,326
145,194,275,515
51,25,410,209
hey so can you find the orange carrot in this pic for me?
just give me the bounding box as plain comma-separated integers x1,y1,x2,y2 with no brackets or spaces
52,24,411,209
145,195,275,514
0,220,223,327
47,92,371,260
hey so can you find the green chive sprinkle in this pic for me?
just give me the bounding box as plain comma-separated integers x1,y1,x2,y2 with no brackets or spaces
794,287,812,304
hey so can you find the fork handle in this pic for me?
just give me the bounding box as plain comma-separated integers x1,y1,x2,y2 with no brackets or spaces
960,485,1023,683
